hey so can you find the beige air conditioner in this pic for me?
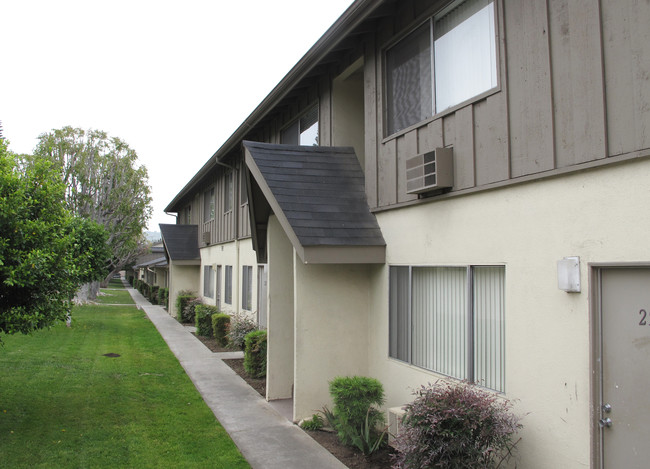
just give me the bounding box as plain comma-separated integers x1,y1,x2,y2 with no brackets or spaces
387,406,407,447
406,147,453,194
202,231,211,244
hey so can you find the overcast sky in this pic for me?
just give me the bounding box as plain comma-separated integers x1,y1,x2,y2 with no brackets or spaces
1,0,355,231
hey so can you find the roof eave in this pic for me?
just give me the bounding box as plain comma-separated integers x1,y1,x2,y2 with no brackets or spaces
164,0,384,213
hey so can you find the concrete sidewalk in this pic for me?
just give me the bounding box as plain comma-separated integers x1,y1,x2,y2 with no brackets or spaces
125,285,346,469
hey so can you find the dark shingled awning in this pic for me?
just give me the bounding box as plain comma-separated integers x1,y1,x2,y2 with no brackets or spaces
243,141,385,264
159,224,200,264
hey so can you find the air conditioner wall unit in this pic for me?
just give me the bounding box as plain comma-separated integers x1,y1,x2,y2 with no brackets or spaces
406,147,453,194
202,231,211,244
387,406,407,447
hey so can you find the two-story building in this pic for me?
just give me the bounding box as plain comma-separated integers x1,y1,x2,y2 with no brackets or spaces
162,0,650,467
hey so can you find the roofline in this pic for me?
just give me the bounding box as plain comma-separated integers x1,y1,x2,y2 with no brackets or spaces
164,0,384,213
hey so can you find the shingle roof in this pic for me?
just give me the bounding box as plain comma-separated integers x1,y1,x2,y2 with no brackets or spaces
134,256,168,269
243,141,385,264
159,224,200,262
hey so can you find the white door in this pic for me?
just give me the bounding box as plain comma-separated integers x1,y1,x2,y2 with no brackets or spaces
597,267,650,468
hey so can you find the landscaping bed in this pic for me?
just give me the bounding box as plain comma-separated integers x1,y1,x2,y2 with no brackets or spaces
193,332,394,468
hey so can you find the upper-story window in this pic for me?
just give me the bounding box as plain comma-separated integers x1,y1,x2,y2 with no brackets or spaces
385,0,497,136
204,187,215,221
240,171,248,205
281,106,319,146
224,171,234,213
186,205,192,224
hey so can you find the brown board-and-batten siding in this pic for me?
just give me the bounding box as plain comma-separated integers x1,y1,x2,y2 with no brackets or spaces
367,0,648,212
200,166,239,246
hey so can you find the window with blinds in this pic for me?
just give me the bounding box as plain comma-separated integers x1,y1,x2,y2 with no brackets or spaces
203,265,215,299
203,187,215,221
242,266,253,311
225,265,233,305
224,171,233,213
385,0,497,135
389,264,505,392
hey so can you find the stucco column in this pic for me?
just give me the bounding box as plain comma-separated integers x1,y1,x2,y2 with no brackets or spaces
266,215,295,401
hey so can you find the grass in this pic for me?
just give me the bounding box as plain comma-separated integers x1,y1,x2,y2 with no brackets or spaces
0,281,250,469
94,289,135,305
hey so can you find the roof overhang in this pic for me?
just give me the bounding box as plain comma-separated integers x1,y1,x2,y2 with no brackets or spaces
244,141,385,265
159,224,201,264
164,0,387,213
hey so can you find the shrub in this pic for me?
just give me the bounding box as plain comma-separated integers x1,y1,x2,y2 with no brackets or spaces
212,313,230,346
300,413,324,431
183,298,202,325
158,287,168,308
243,330,267,378
175,292,197,323
150,286,160,304
392,381,522,469
194,304,219,337
226,312,258,350
328,376,385,449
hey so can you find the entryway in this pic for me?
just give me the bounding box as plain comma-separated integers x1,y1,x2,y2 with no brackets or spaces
594,267,650,468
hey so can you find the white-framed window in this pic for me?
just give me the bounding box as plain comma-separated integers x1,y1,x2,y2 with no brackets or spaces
224,171,233,213
203,265,215,298
281,106,319,146
203,187,215,221
385,0,497,135
389,265,505,392
225,265,233,305
242,265,253,311
240,170,248,206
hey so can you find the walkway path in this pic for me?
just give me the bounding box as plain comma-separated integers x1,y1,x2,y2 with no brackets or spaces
124,285,346,469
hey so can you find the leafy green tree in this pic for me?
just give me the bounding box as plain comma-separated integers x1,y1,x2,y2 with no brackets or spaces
67,217,110,284
0,140,80,335
33,127,152,285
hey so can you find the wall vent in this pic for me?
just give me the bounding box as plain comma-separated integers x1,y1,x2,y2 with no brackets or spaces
406,147,453,194
202,231,211,244
387,406,406,447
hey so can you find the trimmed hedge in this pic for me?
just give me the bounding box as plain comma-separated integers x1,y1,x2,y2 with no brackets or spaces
158,287,168,308
195,304,220,337
243,330,267,378
329,376,385,447
150,286,160,304
212,313,230,346
176,293,197,323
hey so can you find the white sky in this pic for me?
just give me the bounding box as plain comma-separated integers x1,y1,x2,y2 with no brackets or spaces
1,0,355,231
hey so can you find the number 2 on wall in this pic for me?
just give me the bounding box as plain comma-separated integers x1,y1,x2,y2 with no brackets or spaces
639,309,648,326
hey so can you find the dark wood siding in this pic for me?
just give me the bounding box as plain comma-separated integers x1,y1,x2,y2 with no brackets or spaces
363,0,648,211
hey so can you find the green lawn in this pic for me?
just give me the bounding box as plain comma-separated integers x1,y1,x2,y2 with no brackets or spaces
0,293,250,468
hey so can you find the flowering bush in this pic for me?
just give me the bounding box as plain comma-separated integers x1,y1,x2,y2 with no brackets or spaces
392,381,522,469
226,312,258,350
182,297,202,325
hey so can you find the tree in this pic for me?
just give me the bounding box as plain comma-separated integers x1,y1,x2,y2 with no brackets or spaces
33,127,152,285
0,139,95,335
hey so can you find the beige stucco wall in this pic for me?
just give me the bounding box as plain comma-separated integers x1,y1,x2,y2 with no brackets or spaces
366,156,650,468
168,263,200,319
199,238,258,319
293,259,372,421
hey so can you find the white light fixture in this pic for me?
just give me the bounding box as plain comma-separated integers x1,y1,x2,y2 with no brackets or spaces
557,256,581,293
